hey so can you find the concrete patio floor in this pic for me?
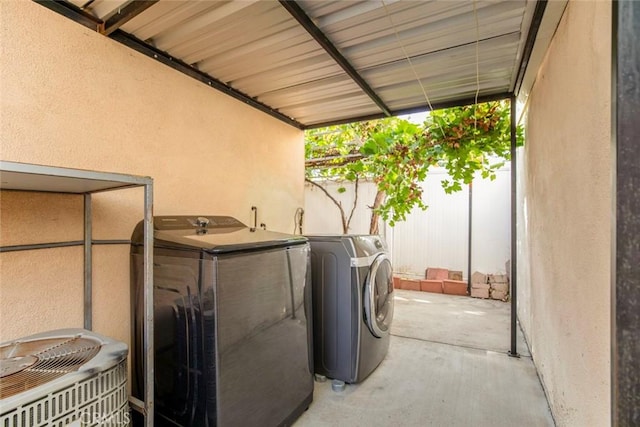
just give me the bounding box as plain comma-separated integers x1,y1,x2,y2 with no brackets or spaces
295,290,554,427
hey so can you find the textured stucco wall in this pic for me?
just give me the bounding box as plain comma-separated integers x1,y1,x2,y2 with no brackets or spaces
521,1,611,425
0,2,304,347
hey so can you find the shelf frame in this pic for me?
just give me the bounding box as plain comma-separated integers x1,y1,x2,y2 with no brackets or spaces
0,160,155,427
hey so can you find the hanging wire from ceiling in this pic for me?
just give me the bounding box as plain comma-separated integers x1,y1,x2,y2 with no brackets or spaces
473,0,481,137
473,0,481,107
380,0,445,137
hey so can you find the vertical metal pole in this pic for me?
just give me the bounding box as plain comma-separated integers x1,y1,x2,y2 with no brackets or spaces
84,194,92,330
143,183,154,427
509,95,519,357
612,1,640,424
467,182,473,294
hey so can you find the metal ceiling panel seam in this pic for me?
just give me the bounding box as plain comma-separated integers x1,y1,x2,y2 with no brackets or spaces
361,32,522,82
259,79,368,109
365,51,518,89
120,2,217,42
341,15,524,68
33,0,548,128
67,0,129,19
144,1,264,52
299,0,526,115
320,2,523,48
279,0,392,116
181,22,306,67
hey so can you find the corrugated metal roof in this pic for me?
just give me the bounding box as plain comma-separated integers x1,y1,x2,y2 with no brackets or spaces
46,0,543,129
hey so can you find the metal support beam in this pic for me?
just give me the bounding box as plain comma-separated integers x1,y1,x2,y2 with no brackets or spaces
509,95,519,358
99,0,158,36
513,0,548,95
279,0,392,117
35,0,102,31
0,241,84,252
612,1,640,425
305,92,511,129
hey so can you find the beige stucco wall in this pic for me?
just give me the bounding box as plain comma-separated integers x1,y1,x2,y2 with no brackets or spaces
0,2,304,348
520,1,611,425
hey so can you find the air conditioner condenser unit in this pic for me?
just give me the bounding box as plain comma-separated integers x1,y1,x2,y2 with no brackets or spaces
0,328,129,427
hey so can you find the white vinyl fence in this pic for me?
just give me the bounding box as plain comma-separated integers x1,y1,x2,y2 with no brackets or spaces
304,167,511,279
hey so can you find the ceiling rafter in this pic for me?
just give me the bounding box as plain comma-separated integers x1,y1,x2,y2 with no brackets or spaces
305,92,511,129
278,0,392,118
33,0,550,129
99,0,158,36
512,0,548,94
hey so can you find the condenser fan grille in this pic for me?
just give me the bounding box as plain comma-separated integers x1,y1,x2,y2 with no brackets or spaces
0,336,101,398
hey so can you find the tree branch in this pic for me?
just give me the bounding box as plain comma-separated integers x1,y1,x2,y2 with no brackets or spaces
305,153,365,169
305,178,348,233
346,176,359,231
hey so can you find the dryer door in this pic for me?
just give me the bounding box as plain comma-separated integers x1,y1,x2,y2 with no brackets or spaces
363,254,394,338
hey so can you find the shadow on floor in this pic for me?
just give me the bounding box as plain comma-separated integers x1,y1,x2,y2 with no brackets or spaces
295,290,553,426
393,289,531,356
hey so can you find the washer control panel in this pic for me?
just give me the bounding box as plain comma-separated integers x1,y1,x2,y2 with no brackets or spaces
155,215,246,230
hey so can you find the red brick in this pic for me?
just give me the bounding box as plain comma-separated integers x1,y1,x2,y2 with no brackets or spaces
400,278,421,291
425,268,449,280
448,270,463,281
420,279,443,293
471,288,490,299
393,276,402,289
442,279,468,296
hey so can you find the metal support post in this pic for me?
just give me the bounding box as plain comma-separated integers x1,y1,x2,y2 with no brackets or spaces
84,194,92,330
467,182,473,294
509,95,519,358
143,183,154,426
612,1,640,424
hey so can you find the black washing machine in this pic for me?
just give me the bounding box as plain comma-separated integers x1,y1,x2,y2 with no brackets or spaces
131,215,313,426
306,234,394,384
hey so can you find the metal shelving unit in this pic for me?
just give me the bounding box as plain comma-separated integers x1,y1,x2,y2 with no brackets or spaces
0,160,155,426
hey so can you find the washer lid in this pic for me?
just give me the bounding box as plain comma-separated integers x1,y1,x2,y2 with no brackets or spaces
141,215,307,254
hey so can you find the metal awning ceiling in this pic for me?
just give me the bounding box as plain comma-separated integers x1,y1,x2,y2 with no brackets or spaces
39,0,547,129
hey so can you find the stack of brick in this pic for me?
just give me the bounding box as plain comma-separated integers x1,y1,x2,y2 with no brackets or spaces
420,267,448,293
399,277,421,291
442,270,467,296
394,268,471,296
420,268,468,296
470,271,490,298
489,274,509,301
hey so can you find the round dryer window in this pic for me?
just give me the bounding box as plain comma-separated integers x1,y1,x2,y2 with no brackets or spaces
364,254,394,338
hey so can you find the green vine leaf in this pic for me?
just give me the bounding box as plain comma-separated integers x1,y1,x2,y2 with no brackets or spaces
305,101,524,234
